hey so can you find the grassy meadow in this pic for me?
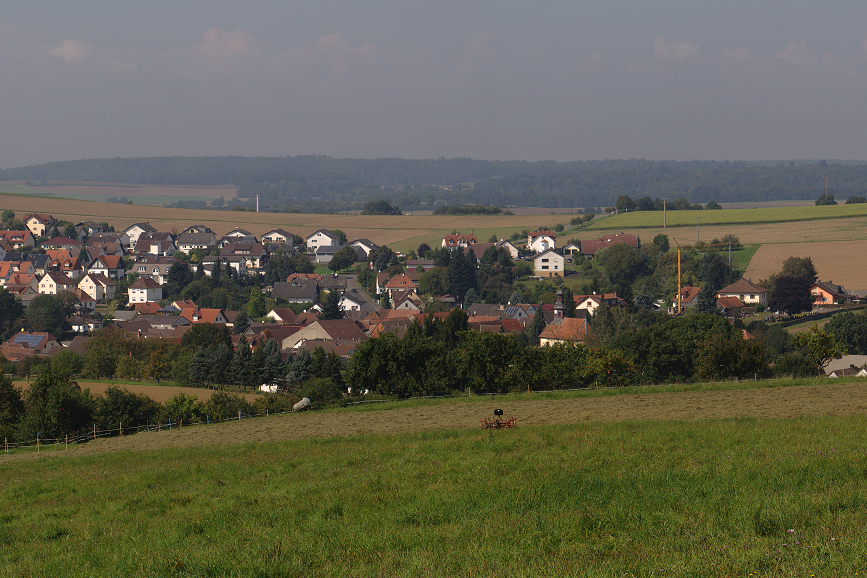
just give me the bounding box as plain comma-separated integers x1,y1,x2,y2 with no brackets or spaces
3,410,867,577
586,203,867,230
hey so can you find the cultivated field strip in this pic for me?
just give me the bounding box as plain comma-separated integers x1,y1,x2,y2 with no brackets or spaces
745,240,867,288
6,382,866,462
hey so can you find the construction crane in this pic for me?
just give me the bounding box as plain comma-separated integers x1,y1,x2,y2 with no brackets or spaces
670,237,739,314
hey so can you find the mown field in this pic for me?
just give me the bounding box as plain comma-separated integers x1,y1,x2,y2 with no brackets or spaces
3,381,867,576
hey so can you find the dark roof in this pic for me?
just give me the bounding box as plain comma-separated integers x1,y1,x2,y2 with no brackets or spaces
718,278,768,295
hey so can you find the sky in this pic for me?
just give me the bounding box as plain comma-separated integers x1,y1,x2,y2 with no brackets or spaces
2,1,867,168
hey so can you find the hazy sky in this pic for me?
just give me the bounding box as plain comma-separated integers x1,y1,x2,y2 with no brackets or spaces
2,1,867,168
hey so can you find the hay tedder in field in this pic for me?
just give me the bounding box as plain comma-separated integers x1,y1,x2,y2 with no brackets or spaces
480,408,516,429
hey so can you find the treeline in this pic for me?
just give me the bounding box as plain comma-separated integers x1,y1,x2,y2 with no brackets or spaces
473,163,867,208
432,205,505,215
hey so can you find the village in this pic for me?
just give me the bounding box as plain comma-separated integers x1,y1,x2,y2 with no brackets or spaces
1,209,860,389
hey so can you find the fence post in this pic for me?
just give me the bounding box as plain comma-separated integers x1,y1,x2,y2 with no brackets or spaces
66,435,68,451
180,419,183,428
4,437,6,454
207,415,209,425
238,410,241,421
94,424,96,440
37,434,40,453
120,421,123,437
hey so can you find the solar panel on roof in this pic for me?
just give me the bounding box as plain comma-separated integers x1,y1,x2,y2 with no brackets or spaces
12,334,43,348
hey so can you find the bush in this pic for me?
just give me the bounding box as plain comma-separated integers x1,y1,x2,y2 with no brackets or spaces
773,352,815,378
202,391,252,421
299,377,344,407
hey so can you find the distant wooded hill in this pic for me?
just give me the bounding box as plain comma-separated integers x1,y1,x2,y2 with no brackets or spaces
2,156,865,211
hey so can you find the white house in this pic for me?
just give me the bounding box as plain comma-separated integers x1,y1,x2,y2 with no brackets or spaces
306,229,340,252
128,277,163,304
38,272,77,295
79,273,117,302
533,249,564,278
122,223,157,251
528,231,557,253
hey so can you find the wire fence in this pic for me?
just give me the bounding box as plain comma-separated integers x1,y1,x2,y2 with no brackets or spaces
2,372,839,456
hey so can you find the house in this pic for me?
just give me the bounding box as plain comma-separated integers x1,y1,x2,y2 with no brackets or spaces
68,313,102,333
73,289,97,311
75,221,105,236
78,273,116,302
262,229,294,245
384,274,419,299
221,243,268,272
87,255,125,279
580,233,640,259
575,293,627,315
176,232,217,254
811,281,856,305
716,278,769,307
131,256,177,285
313,244,345,264
41,237,82,252
562,242,581,256
128,277,163,304
133,232,176,257
5,273,39,292
0,231,35,249
716,296,745,317
533,249,565,278
199,256,247,277
2,332,63,358
122,223,157,250
224,228,256,241
22,214,55,238
282,319,367,349
496,240,520,259
405,259,435,272
24,254,52,276
391,289,422,311
539,317,591,346
179,308,228,324
272,280,319,303
349,239,379,258
828,367,867,378
38,272,77,295
88,232,130,250
306,229,340,252
264,308,298,323
442,234,478,249
670,285,702,312
527,231,557,253
180,224,214,235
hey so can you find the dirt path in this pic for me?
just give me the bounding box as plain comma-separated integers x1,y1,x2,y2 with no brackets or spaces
5,382,867,463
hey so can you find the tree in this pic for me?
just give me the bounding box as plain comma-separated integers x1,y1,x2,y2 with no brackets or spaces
634,284,654,310
845,195,867,204
652,234,669,253
463,288,479,308
1,210,13,223
19,366,96,440
26,294,67,335
0,288,24,339
815,193,837,205
331,229,348,245
0,373,24,442
328,245,358,273
527,305,546,345
247,286,267,318
825,312,867,355
615,195,635,213
290,253,314,274
320,290,344,321
417,242,431,259
417,266,450,296
779,256,817,281
696,334,768,380
792,324,846,375
705,200,722,210
768,275,812,314
361,199,402,215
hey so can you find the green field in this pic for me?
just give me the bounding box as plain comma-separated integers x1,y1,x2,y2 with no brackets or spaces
3,403,867,576
586,203,867,230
